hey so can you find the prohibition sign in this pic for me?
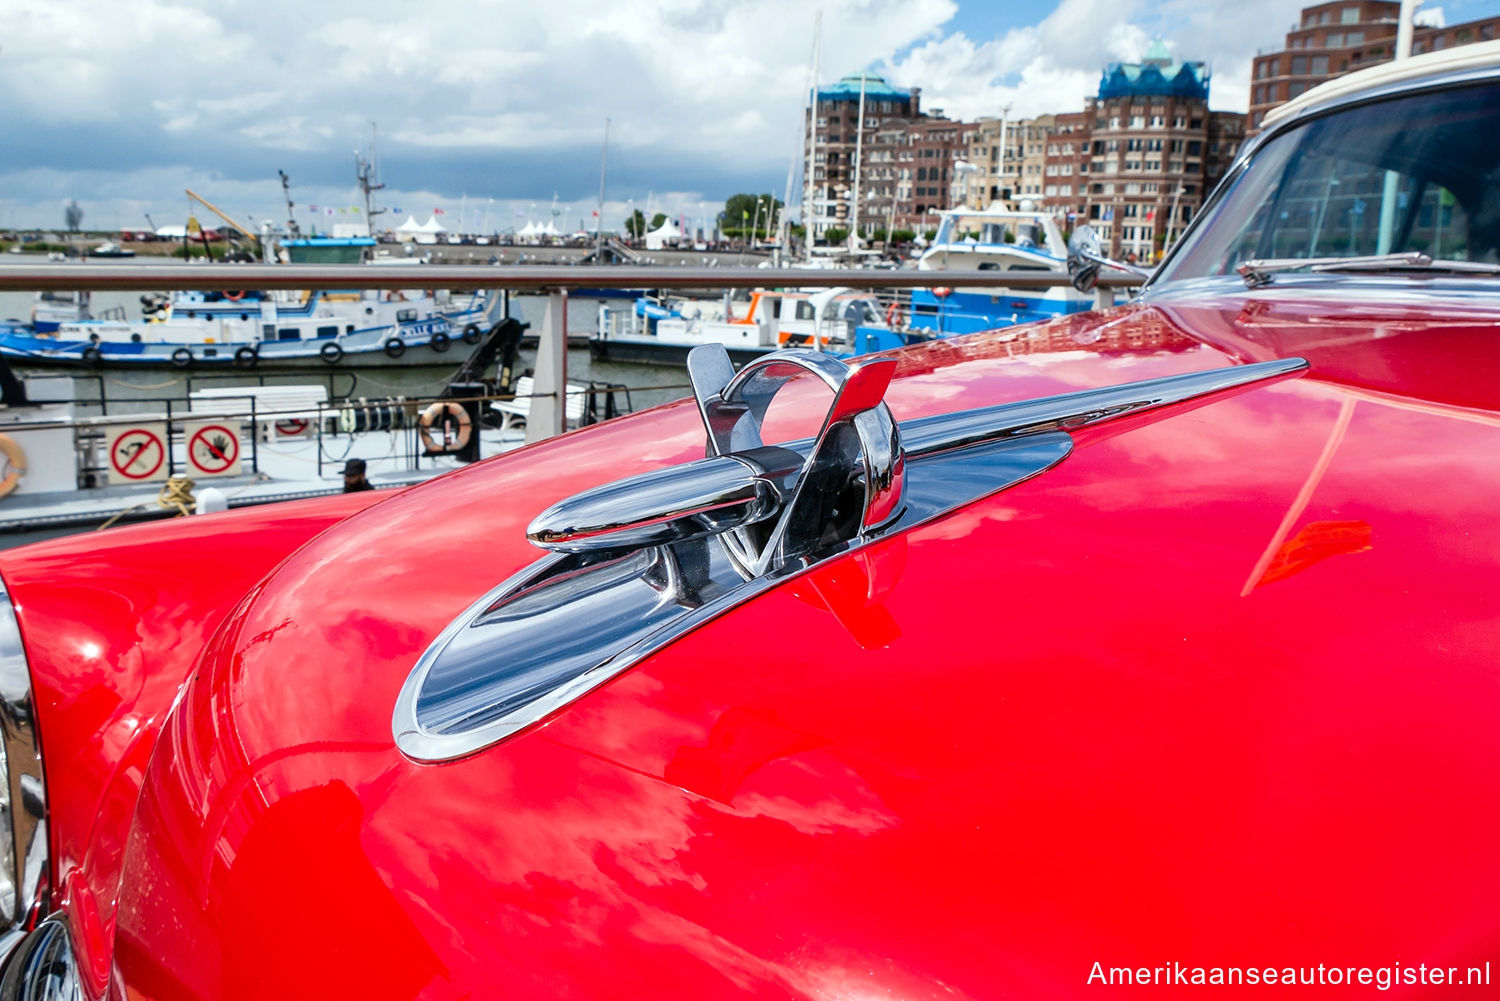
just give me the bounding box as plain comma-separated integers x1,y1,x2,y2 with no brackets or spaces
110,428,166,481
275,418,310,436
187,424,241,475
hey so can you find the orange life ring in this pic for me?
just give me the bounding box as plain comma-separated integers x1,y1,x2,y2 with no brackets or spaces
885,302,904,328
419,401,472,453
224,290,245,302
932,286,952,299
0,434,27,498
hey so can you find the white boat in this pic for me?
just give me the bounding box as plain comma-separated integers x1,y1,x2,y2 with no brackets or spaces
906,203,1095,335
592,288,882,365
89,242,137,258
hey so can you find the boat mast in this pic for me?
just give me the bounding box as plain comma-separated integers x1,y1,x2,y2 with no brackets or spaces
849,70,867,249
779,14,818,265
356,122,386,237
278,170,301,239
595,118,610,257
803,10,821,262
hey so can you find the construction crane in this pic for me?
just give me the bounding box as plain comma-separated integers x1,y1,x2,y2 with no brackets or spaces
185,188,259,244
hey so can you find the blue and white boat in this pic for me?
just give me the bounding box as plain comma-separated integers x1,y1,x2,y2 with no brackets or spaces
0,287,498,370
907,204,1092,332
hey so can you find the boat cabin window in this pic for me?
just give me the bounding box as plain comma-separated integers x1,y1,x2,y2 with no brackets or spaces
795,301,816,320
277,327,302,341
936,216,1047,248
396,308,418,322
316,325,339,339
1012,223,1044,248
833,299,879,325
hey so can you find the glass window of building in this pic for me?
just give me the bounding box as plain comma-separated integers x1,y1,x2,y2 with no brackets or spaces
1341,6,1359,22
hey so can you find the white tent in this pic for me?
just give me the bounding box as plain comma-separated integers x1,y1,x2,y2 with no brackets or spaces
155,224,188,239
517,221,540,243
538,220,560,238
644,218,684,250
395,215,424,242
414,215,447,245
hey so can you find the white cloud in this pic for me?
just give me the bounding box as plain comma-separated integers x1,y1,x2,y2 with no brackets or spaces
0,0,1313,229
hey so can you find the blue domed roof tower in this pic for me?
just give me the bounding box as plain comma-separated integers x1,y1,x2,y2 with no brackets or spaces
1098,40,1211,101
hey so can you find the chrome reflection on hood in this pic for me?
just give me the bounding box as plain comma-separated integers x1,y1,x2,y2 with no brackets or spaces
394,346,1308,762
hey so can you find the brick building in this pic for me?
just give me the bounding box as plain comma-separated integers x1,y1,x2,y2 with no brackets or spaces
1041,111,1091,223
1079,42,1245,260
898,115,971,232
1249,1,1500,131
802,42,1245,250
804,72,919,240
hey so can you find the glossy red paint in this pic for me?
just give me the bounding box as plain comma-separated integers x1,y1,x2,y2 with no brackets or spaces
0,490,387,996
71,290,1500,998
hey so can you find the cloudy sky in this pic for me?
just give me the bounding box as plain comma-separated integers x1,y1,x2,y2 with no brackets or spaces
4,0,1498,234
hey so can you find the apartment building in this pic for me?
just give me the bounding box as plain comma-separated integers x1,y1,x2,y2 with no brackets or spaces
1249,1,1500,130
803,72,920,240
1077,41,1246,261
800,42,1244,251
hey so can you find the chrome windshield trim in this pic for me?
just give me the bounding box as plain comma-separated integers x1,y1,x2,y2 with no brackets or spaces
393,351,1308,762
0,580,49,965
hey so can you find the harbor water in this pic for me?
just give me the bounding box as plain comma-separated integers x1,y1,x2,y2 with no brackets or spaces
0,283,697,415
0,268,702,548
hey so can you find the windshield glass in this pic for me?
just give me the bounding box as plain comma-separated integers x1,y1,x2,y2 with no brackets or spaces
1156,81,1500,283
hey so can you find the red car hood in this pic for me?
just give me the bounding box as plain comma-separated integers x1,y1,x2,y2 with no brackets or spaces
113,292,1500,999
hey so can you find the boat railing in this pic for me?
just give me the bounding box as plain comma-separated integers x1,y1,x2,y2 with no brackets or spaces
0,263,1139,443
7,381,635,488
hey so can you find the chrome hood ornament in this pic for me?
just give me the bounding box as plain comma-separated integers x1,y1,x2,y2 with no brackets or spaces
395,345,1307,761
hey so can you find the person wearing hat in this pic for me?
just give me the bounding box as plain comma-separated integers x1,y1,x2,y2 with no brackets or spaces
343,458,373,492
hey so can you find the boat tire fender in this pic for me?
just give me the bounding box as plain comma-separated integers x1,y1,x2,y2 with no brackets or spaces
430,331,450,353
171,347,193,368
81,346,102,367
0,434,26,498
384,338,406,359
419,401,472,453
462,324,481,345
234,345,258,368
320,342,344,365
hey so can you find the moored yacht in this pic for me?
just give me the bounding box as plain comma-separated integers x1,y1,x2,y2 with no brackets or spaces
908,202,1095,334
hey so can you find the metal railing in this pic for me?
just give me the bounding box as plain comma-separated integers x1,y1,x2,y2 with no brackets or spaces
0,263,1136,293
0,263,1140,440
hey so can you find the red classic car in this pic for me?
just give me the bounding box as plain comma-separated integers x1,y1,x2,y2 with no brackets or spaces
2,42,1500,1000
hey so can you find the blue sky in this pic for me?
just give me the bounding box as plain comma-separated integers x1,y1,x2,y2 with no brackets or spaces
3,0,1498,234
